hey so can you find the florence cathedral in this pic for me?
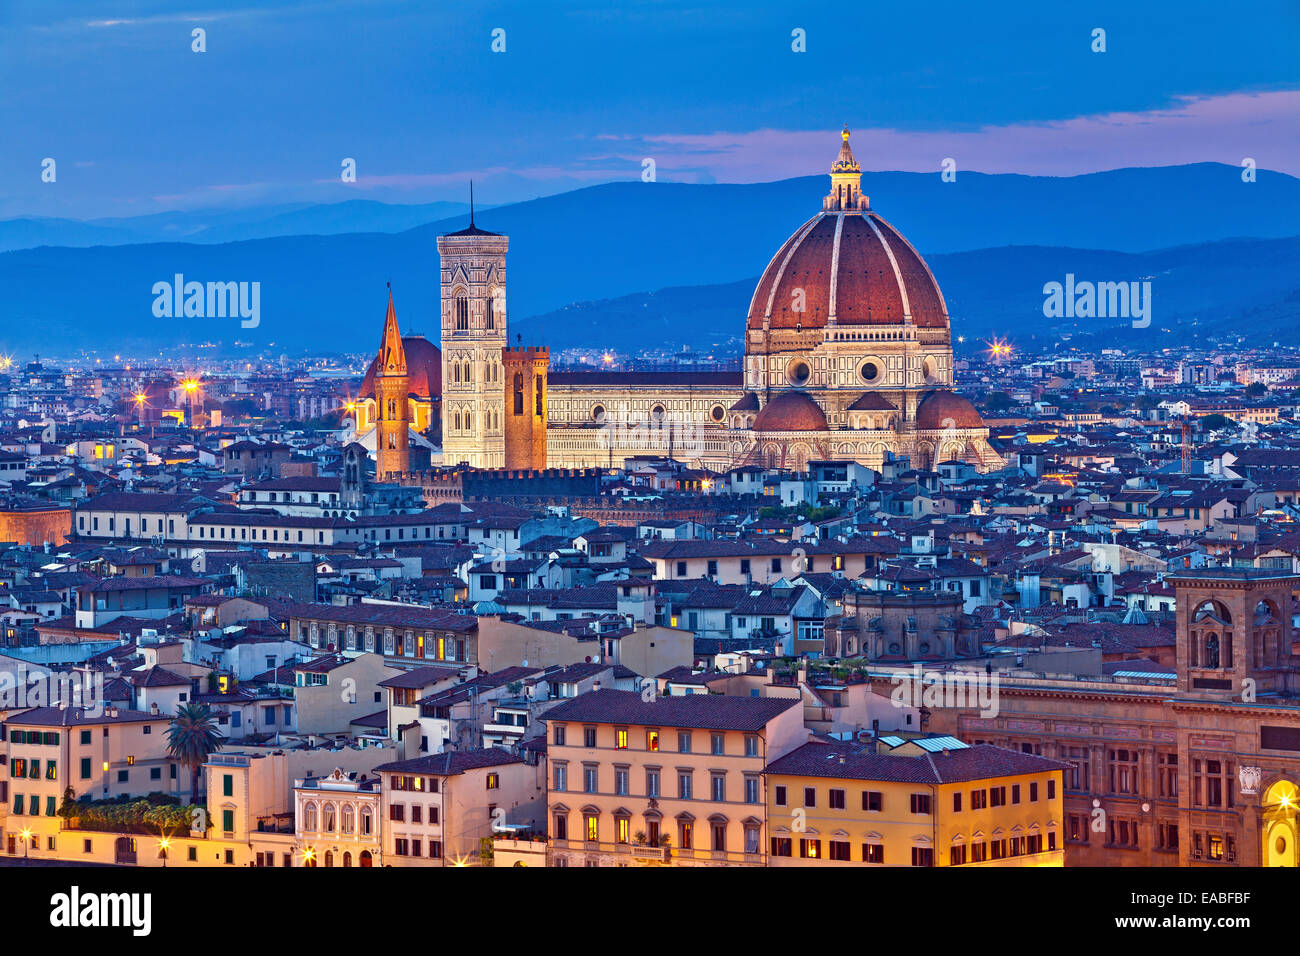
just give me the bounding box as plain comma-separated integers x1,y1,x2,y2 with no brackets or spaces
351,127,1002,478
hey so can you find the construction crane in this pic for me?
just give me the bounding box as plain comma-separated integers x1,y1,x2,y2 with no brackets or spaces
1181,417,1192,474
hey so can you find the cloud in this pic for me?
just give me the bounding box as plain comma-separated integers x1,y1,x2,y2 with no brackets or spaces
634,90,1300,179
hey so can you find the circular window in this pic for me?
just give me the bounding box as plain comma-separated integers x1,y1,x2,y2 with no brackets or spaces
787,360,811,387
650,404,666,421
860,361,881,384
1277,835,1288,855
922,355,940,384
590,404,606,422
710,404,725,423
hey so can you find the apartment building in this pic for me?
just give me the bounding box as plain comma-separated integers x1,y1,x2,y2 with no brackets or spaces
0,703,177,861
764,738,1067,866
373,749,542,866
543,689,806,866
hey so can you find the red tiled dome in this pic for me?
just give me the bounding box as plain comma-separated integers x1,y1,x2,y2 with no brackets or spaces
360,335,442,399
753,392,829,432
915,390,984,429
746,211,949,331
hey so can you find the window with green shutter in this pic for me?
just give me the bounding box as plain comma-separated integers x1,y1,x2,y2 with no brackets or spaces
222,809,234,832
28,760,39,779
80,758,91,779
46,763,56,781
13,795,23,814
45,796,55,816
80,730,91,745
11,730,23,744
223,774,233,797
30,795,39,815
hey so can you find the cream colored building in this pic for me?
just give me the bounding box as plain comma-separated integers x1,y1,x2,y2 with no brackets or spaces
293,653,404,736
543,689,807,866
295,767,383,867
374,748,544,866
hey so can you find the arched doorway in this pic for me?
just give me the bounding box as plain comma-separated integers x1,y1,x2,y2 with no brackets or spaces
343,852,352,867
360,850,373,868
1263,780,1299,866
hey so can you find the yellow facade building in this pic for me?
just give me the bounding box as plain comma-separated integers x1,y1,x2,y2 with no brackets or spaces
764,738,1067,866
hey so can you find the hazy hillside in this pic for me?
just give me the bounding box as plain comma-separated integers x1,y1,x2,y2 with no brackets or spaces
518,236,1300,354
0,163,1296,354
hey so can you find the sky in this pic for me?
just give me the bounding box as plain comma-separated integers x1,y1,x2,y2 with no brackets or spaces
1,0,1297,219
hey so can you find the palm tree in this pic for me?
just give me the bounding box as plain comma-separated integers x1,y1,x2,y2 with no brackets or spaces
166,702,225,802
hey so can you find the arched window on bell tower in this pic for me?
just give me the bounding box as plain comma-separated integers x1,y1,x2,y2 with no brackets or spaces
486,292,495,330
513,373,524,415
456,294,469,331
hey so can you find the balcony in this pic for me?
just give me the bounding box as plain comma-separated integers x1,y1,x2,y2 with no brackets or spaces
630,845,669,863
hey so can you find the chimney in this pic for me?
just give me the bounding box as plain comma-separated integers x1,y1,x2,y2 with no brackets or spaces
869,719,879,754
150,702,159,716
592,680,601,692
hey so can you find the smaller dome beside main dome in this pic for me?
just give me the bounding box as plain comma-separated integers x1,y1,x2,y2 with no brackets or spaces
915,390,984,430
753,391,829,432
361,335,442,400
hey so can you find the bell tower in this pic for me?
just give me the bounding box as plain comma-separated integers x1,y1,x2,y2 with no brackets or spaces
502,345,549,470
374,286,410,480
438,199,508,469
1169,569,1300,699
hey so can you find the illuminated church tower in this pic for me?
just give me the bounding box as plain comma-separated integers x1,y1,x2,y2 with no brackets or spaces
438,203,508,468
374,287,411,479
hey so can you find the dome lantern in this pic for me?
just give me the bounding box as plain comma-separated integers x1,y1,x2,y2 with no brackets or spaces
825,124,868,212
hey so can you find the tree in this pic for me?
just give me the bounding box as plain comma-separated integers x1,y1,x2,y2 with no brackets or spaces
1244,382,1269,399
166,703,225,802
1201,414,1232,431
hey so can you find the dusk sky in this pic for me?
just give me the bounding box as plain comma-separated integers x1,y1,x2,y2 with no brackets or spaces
2,0,1297,219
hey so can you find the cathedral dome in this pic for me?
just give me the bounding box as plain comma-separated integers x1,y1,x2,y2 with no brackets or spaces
746,129,949,333
915,390,984,429
753,391,829,432
360,335,442,399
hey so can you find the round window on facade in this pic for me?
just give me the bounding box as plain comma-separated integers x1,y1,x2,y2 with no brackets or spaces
922,355,940,384
651,403,666,421
787,359,812,387
591,404,606,422
860,361,881,385
710,404,726,423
